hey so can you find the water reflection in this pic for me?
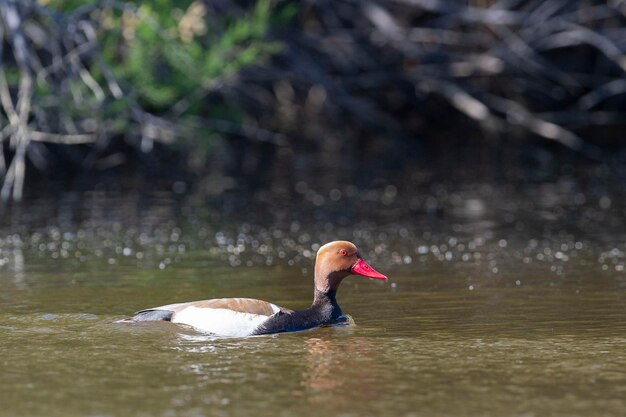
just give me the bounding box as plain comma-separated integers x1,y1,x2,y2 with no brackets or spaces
1,170,624,281
303,338,340,396
302,336,383,405
8,248,25,289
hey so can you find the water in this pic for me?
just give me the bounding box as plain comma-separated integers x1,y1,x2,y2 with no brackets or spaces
1,174,625,417
2,262,625,417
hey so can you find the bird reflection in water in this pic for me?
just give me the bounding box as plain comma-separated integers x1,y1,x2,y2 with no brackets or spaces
301,336,382,405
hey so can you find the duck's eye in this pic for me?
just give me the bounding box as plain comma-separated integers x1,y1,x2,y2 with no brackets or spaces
340,249,348,256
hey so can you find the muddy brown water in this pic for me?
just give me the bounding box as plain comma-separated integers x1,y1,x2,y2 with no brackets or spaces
1,176,625,417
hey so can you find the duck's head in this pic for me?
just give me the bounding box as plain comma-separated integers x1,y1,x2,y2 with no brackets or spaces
314,241,387,293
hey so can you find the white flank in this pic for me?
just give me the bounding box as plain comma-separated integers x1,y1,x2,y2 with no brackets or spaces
171,306,275,337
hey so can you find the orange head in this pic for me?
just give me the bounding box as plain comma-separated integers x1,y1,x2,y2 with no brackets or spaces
313,241,387,293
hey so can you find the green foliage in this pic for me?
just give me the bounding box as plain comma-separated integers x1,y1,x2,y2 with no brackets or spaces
271,1,298,27
122,0,278,111
45,0,282,115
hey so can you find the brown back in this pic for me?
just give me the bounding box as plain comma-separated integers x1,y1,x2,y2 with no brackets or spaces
177,298,278,316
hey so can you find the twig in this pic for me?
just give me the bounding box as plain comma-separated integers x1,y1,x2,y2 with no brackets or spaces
578,79,626,110
29,130,97,144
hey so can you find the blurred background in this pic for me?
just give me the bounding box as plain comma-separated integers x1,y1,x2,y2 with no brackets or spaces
0,0,624,272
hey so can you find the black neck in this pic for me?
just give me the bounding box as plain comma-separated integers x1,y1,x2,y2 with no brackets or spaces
313,288,337,306
253,289,343,335
312,288,343,319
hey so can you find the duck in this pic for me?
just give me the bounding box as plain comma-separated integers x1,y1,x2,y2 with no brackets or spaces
124,241,388,336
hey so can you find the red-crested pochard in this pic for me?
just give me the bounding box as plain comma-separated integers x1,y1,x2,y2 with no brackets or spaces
125,241,388,336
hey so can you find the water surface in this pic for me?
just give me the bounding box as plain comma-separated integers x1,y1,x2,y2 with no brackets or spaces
1,176,625,417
